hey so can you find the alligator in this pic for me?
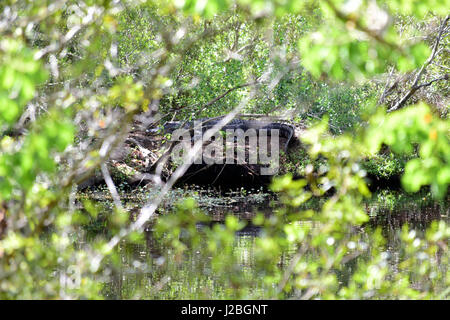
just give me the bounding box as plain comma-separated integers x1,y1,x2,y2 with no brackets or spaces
160,117,295,152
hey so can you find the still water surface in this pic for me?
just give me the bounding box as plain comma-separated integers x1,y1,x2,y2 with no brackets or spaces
83,188,448,299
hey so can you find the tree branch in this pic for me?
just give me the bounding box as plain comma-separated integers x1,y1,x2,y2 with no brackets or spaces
415,74,449,90
201,80,259,110
388,15,449,112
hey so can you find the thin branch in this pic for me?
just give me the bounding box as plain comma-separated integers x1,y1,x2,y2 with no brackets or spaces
388,15,449,112
433,61,450,71
201,80,259,110
415,74,449,90
101,163,124,212
378,65,396,105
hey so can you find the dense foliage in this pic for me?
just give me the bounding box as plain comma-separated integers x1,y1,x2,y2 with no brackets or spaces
0,0,448,299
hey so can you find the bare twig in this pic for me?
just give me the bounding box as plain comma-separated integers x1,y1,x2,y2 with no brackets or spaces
378,65,396,105
101,163,124,211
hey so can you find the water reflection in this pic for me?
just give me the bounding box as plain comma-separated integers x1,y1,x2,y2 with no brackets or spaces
98,190,448,299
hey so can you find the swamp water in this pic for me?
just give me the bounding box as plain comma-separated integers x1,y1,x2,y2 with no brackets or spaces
78,187,449,299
